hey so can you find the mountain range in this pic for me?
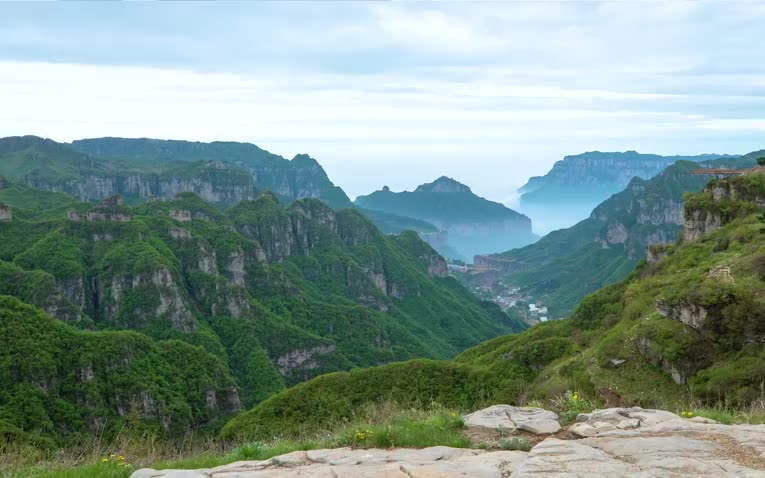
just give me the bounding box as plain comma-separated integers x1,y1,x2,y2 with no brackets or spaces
224,168,765,439
474,151,763,318
355,176,537,261
519,151,735,233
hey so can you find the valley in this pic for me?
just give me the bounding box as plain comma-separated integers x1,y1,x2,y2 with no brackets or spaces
2,136,764,478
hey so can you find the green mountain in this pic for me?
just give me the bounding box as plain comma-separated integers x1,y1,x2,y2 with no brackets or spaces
474,152,763,318
224,170,765,439
519,151,734,233
0,136,352,209
71,137,352,208
0,182,524,444
355,177,537,261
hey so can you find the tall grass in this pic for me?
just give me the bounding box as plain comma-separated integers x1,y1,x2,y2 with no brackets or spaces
2,402,469,478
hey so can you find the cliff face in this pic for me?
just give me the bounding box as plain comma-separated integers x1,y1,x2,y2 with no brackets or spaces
355,177,537,260
520,151,732,202
683,171,765,241
518,151,734,233
70,137,352,208
0,187,520,440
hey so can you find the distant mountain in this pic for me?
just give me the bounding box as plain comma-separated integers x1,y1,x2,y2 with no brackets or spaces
71,137,352,208
355,176,537,261
0,136,350,209
519,151,735,233
476,151,762,318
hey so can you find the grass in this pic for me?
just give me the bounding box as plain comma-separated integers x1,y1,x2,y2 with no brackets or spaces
1,403,469,478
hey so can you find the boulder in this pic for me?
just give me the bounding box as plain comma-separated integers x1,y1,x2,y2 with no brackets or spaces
462,405,561,435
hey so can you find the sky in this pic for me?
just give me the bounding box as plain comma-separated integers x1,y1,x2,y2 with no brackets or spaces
1,1,764,204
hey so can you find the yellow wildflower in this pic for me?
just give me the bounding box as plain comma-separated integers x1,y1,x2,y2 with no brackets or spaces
118,456,125,461
101,458,109,463
110,454,116,458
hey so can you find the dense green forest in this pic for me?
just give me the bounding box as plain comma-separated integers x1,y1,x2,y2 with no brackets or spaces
0,179,524,446
225,171,765,439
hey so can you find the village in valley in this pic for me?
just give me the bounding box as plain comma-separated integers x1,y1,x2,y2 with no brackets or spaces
447,259,549,326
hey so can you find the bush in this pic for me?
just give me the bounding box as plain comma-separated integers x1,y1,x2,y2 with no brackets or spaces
499,437,531,452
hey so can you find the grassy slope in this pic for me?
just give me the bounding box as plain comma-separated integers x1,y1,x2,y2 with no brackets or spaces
224,176,765,439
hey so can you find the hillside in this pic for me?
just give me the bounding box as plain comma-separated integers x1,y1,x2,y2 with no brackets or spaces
519,151,734,233
224,171,765,439
0,184,524,445
473,152,763,318
355,177,537,261
0,136,352,209
71,137,352,208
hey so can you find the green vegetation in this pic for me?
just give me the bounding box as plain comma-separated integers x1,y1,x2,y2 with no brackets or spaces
3,403,470,477
491,151,765,317
69,137,352,208
226,173,765,439
0,180,523,447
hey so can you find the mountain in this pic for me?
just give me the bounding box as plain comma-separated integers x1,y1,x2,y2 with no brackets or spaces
224,170,765,439
71,137,352,208
0,183,525,444
473,151,763,319
0,136,351,209
355,176,537,261
519,151,735,233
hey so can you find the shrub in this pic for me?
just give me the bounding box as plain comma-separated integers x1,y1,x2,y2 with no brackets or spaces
499,437,531,452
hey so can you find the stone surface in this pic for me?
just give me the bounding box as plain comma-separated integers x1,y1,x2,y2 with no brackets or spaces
132,408,765,478
462,405,561,435
131,446,527,478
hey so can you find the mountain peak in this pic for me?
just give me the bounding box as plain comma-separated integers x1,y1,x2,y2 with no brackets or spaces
415,176,472,194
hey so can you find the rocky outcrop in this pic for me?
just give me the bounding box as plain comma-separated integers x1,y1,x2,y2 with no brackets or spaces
132,447,527,478
684,208,723,242
85,194,132,222
0,203,11,222
463,405,561,435
275,344,337,375
136,407,765,478
97,267,196,332
635,336,692,384
646,244,669,265
656,300,708,330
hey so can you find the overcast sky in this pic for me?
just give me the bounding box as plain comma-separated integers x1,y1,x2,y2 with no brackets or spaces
1,1,764,203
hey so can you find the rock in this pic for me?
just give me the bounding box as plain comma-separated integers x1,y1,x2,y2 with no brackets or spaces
688,416,717,424
0,203,12,222
131,446,527,478
609,358,626,367
576,407,681,429
463,405,560,435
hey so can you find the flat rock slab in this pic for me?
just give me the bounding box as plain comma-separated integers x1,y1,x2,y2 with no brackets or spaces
132,408,765,478
131,446,527,478
463,405,561,435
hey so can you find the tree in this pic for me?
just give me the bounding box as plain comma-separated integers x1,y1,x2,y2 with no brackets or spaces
757,157,765,167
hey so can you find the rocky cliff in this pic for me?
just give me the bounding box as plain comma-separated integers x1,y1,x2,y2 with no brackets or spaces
0,185,524,442
71,137,352,208
518,151,734,232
